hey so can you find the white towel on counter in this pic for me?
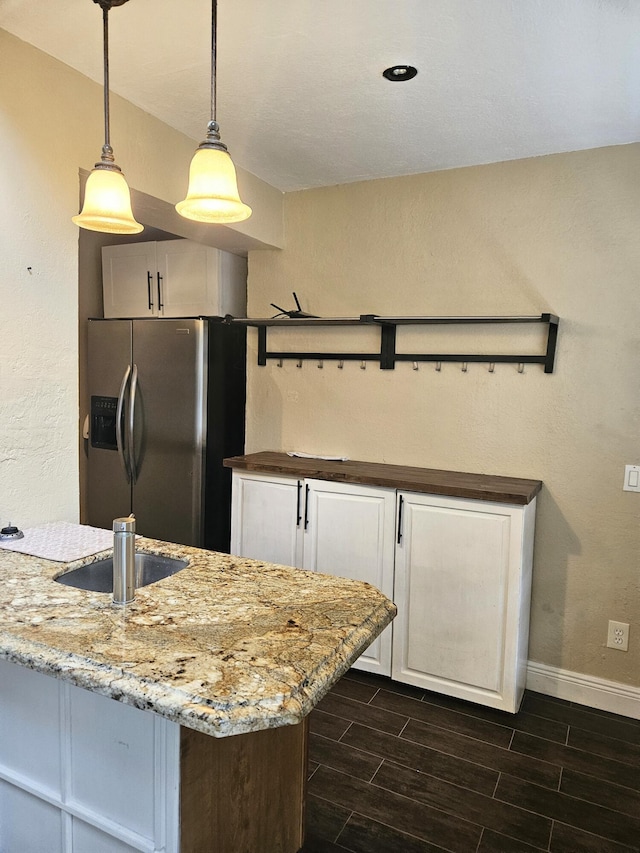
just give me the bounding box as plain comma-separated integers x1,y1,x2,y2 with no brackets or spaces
0,522,114,563
287,451,349,461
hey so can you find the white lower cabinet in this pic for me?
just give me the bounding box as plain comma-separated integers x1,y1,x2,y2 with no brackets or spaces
393,491,536,712
230,469,537,711
230,473,396,675
0,660,180,853
1,657,309,853
230,471,303,568
302,479,396,675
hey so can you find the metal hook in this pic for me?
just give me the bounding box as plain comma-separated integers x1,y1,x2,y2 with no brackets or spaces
518,363,525,373
412,361,419,371
317,359,323,369
277,358,283,368
360,361,367,370
461,362,468,372
337,360,344,369
297,359,303,369
488,362,495,373
435,361,442,372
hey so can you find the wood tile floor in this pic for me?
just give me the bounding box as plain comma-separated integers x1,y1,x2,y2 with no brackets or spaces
301,670,640,853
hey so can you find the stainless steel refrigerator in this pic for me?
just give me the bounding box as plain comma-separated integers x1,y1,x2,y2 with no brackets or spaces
86,318,245,550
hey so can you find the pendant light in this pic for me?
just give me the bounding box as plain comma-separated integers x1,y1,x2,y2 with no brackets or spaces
73,0,143,234
176,0,251,224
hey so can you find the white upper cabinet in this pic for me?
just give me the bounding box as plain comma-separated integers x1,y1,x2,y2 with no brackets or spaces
102,240,247,319
102,242,158,319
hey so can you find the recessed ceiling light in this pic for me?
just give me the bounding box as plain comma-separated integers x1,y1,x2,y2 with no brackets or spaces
382,65,418,82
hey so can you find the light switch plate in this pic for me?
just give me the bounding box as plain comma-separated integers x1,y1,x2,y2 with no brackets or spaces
623,465,640,492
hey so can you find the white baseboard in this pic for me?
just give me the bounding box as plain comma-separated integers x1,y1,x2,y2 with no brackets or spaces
526,661,640,720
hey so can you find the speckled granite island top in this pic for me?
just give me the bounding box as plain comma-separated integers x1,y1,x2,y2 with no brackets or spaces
0,540,396,738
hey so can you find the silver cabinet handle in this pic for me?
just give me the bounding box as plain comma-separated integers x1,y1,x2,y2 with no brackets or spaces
116,364,132,484
128,363,139,484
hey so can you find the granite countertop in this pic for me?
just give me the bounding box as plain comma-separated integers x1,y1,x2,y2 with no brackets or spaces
0,539,396,738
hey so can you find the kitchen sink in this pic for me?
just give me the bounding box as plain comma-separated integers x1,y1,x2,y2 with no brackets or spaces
55,553,189,593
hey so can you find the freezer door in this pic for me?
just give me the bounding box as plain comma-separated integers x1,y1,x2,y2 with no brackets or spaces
130,319,206,546
87,320,133,530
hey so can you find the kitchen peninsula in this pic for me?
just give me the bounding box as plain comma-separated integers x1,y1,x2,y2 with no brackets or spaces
0,537,395,853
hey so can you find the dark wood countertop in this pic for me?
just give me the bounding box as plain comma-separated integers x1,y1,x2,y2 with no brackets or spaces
223,452,542,505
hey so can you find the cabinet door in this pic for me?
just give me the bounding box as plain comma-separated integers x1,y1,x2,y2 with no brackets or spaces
302,479,396,676
393,492,533,712
157,240,214,318
157,242,247,318
102,242,158,318
230,471,303,567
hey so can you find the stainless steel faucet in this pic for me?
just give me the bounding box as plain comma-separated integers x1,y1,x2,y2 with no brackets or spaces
112,515,136,605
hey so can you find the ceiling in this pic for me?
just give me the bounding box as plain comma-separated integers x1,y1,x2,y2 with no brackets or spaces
1,0,640,192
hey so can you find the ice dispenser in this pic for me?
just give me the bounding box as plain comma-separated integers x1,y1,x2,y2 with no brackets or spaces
90,396,119,450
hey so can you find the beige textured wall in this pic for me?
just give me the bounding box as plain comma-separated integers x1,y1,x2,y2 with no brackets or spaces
246,145,640,686
0,28,281,528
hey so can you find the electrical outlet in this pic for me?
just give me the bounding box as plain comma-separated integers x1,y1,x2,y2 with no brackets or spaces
607,620,629,651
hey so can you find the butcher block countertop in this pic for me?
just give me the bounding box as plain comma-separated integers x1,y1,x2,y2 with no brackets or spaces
0,538,395,738
224,452,542,505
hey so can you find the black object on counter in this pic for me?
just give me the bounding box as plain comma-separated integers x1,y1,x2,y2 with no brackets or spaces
0,524,24,540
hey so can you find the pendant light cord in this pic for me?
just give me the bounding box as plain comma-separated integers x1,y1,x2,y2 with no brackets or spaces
211,0,217,123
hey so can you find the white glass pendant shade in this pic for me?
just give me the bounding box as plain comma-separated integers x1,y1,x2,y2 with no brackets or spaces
176,146,252,224
73,2,142,235
73,165,143,234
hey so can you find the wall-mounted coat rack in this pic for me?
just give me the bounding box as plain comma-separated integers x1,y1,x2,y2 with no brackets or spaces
226,313,559,373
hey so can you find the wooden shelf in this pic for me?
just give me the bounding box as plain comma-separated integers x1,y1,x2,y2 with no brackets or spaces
224,452,543,505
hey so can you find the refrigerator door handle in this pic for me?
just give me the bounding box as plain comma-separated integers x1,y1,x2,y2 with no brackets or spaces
116,364,132,484
128,363,139,485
